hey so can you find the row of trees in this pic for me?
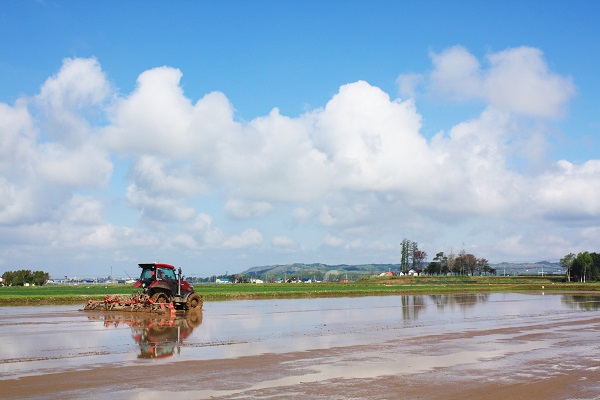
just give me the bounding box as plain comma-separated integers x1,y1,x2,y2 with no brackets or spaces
1,270,50,286
560,252,600,282
401,239,495,276
425,250,495,276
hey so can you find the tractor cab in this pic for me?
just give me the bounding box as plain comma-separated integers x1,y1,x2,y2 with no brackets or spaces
135,263,180,296
136,263,177,287
138,265,176,283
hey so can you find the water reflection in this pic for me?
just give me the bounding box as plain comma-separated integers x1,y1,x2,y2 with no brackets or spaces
2,294,598,383
398,293,491,320
429,293,490,311
86,310,203,359
399,295,426,320
561,294,600,311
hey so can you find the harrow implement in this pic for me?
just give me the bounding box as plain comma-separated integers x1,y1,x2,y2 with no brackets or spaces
82,291,176,314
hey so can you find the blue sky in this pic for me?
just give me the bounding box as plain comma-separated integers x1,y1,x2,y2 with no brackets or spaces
1,1,599,278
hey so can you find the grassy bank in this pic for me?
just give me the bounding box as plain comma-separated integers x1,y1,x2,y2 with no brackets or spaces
0,284,139,304
1,276,599,305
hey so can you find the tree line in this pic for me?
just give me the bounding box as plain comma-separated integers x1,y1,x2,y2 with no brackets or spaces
560,252,600,282
425,249,495,276
1,270,50,286
401,239,495,276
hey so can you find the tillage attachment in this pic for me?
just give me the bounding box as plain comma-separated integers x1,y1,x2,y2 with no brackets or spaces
83,292,176,314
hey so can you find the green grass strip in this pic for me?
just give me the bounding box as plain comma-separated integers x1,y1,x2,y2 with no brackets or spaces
1,276,599,305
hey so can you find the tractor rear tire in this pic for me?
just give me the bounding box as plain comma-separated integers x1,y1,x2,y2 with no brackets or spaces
151,291,170,304
186,292,203,309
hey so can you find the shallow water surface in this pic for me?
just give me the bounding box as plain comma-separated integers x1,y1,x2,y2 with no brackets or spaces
1,292,599,383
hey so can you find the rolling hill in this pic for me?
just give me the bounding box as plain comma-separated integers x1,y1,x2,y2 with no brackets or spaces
239,261,564,279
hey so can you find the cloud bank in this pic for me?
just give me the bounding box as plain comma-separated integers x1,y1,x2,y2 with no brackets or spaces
0,46,596,276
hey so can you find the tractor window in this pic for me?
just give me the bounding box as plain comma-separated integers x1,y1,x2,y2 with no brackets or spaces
162,268,176,281
140,268,154,281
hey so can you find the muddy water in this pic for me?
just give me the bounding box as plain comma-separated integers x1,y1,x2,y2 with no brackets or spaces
0,292,597,377
1,293,600,399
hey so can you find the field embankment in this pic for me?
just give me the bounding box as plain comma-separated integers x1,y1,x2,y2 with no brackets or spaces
1,276,599,305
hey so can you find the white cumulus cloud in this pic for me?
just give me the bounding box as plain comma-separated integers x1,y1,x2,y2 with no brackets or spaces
0,47,596,275
425,46,575,118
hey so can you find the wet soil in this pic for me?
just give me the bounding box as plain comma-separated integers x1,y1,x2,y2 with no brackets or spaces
1,293,599,399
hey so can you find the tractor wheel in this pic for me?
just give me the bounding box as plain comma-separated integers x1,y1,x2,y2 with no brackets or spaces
151,291,170,304
186,293,203,309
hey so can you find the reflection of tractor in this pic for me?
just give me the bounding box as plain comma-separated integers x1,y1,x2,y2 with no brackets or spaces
133,310,203,359
133,263,203,310
89,310,203,359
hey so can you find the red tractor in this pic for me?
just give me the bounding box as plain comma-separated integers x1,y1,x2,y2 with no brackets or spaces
133,263,202,310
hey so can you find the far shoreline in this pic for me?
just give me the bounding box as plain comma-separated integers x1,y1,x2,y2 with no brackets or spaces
1,275,599,305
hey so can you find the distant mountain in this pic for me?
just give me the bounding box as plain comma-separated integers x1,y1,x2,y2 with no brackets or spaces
239,261,564,278
535,260,558,266
241,263,398,279
492,261,563,276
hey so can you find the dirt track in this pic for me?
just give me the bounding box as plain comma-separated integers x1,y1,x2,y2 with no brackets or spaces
1,294,600,399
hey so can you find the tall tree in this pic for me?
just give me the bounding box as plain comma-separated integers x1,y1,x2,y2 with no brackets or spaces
572,252,593,282
590,253,600,281
464,254,477,275
476,258,489,275
455,249,467,275
411,241,419,269
413,250,427,270
560,253,575,282
428,252,447,276
32,271,49,286
447,251,456,275
400,239,411,274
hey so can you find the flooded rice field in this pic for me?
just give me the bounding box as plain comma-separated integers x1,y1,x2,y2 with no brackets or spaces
1,292,600,399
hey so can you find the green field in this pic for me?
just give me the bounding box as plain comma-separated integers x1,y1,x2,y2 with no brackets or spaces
1,275,599,305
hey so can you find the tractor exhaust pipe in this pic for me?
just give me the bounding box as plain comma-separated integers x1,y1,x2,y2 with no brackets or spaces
177,267,182,297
